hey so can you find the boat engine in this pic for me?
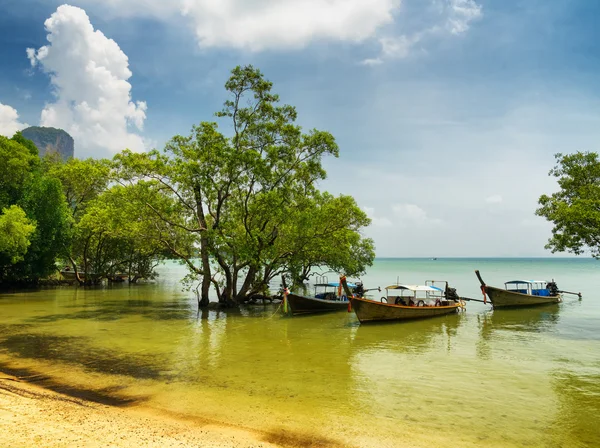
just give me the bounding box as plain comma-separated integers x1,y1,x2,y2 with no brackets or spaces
445,286,459,301
547,281,559,296
353,282,365,297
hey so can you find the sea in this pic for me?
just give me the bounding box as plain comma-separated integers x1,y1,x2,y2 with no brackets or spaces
0,258,598,447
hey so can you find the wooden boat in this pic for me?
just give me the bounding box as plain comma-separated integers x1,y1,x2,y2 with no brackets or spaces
348,281,463,323
285,293,351,315
475,270,563,308
284,277,358,315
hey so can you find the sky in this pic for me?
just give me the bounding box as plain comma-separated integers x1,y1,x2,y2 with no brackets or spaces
1,0,599,257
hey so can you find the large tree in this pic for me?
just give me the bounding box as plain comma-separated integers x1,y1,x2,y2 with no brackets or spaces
536,151,600,257
115,65,375,306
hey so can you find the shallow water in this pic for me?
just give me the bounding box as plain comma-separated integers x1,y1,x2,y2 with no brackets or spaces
0,258,599,447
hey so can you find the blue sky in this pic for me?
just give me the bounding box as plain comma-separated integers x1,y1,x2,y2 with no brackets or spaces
1,0,600,257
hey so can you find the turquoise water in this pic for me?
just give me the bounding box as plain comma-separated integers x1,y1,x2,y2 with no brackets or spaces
0,258,599,447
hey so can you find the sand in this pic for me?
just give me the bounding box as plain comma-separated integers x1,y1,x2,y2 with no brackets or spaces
0,373,288,448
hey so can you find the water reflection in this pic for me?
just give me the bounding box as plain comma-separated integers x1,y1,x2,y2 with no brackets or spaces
479,305,561,336
475,305,560,360
350,313,464,354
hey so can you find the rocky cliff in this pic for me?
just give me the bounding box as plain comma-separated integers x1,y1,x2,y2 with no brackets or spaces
20,126,74,161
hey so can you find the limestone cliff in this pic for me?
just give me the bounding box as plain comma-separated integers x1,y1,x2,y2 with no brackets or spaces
20,126,74,161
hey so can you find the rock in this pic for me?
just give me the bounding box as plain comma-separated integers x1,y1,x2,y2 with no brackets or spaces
20,126,74,161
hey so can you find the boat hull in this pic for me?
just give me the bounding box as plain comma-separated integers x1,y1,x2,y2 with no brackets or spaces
351,297,461,323
484,286,561,308
286,294,349,315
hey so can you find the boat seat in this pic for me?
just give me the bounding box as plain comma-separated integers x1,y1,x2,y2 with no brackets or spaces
532,289,550,296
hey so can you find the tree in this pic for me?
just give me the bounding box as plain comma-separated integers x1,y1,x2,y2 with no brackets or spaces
73,183,167,284
11,131,39,157
115,65,375,306
15,174,71,280
0,135,38,209
0,205,36,267
536,152,600,257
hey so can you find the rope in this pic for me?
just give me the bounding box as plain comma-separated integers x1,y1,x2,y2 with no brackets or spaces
267,301,283,319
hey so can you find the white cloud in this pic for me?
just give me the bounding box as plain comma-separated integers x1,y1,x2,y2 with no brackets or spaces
364,207,393,227
0,103,28,137
379,35,417,59
485,194,503,204
189,0,398,51
447,0,483,35
363,0,482,64
74,0,398,51
27,5,147,156
392,203,443,227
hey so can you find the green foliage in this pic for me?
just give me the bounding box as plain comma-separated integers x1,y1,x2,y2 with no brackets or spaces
115,65,374,304
46,157,112,221
73,183,167,283
536,152,600,257
48,157,164,284
0,135,71,283
0,135,39,209
0,205,36,265
15,174,71,280
11,132,39,157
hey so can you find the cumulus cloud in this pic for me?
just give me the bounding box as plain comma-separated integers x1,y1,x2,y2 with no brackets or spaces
364,207,393,227
485,194,503,204
26,5,147,156
392,203,443,227
186,0,397,51
73,0,397,51
0,103,28,137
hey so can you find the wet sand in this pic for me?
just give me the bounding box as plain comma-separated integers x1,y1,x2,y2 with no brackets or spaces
0,373,290,448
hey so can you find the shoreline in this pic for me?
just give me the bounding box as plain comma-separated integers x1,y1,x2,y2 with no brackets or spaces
0,371,343,448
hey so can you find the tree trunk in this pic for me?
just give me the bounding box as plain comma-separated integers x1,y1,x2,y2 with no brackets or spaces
235,265,258,303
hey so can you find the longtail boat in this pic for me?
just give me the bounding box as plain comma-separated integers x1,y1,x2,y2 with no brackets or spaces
283,275,355,315
344,279,464,324
474,270,581,308
283,275,379,316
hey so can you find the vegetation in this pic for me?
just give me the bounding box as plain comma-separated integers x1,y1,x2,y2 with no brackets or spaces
536,151,600,258
0,134,71,284
114,65,374,306
0,65,374,300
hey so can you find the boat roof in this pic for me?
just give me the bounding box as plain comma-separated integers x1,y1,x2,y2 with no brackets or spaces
385,284,443,292
505,280,547,285
315,282,357,288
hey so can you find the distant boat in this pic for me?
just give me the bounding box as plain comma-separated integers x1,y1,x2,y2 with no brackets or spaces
474,270,577,308
346,280,463,323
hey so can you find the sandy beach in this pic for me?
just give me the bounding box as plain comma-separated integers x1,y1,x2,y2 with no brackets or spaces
0,373,334,448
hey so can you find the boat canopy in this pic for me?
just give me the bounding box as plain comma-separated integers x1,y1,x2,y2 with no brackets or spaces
505,280,547,285
385,284,443,292
315,282,357,288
